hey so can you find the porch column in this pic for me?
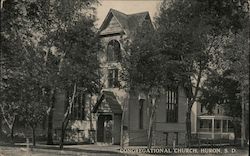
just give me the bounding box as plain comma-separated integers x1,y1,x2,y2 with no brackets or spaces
220,120,223,133
226,120,229,132
220,120,223,139
111,113,114,144
212,118,215,139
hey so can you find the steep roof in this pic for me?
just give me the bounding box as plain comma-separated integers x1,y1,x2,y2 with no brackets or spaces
127,12,150,30
99,9,152,37
92,91,122,114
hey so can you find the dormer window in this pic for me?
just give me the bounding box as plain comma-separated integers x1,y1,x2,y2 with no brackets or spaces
107,40,121,62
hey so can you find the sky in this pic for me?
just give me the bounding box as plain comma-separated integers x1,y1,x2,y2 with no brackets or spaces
95,0,162,28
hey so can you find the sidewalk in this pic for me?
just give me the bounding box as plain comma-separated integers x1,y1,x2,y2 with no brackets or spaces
0,143,249,156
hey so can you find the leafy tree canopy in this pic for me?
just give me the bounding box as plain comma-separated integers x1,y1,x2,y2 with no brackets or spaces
199,70,241,117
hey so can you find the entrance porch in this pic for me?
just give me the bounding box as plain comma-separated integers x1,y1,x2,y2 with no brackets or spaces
92,91,122,145
197,115,235,140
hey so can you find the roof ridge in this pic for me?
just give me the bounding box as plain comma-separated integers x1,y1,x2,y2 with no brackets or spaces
110,8,129,17
128,11,149,16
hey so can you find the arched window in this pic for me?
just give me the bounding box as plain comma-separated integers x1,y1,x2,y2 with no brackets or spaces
107,40,121,62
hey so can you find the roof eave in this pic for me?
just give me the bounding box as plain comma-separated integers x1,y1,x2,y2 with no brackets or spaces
99,9,129,36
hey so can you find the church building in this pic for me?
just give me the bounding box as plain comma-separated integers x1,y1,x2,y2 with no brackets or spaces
52,9,189,146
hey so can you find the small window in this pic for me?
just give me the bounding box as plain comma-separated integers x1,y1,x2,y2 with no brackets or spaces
209,121,212,129
107,40,121,62
200,120,204,128
216,120,220,129
108,69,119,88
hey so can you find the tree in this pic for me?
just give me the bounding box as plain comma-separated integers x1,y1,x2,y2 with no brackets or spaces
121,17,180,148
0,102,18,143
154,0,249,146
200,14,249,146
122,0,249,147
0,0,101,145
50,18,101,149
36,0,100,146
18,45,48,147
0,46,48,145
0,0,101,147
0,1,25,139
223,28,249,147
199,70,242,142
0,0,48,144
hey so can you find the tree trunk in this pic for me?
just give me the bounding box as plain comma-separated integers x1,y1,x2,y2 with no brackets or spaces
32,126,36,147
47,111,53,145
59,134,64,149
10,116,16,145
89,95,93,130
241,84,245,147
147,124,153,148
60,121,66,150
0,114,2,135
147,113,153,148
147,97,156,149
47,88,56,145
59,83,77,150
120,113,124,148
59,110,71,150
88,95,94,143
10,123,14,144
184,63,202,147
186,102,193,147
120,100,126,148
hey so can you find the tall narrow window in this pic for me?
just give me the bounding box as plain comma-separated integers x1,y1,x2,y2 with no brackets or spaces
108,69,119,88
80,93,86,120
166,87,178,123
200,120,204,128
71,92,86,120
201,104,204,113
139,99,144,129
107,40,121,62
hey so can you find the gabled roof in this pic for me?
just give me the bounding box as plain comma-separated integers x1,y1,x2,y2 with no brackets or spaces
127,11,150,34
92,91,122,114
99,9,152,37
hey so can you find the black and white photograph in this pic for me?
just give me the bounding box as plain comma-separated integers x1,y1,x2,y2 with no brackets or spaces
0,0,249,155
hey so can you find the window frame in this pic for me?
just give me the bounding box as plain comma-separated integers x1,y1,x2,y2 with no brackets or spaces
165,87,178,123
71,92,86,120
107,68,119,88
106,40,121,62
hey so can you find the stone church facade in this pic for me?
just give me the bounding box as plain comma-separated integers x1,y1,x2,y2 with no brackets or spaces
52,9,189,146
